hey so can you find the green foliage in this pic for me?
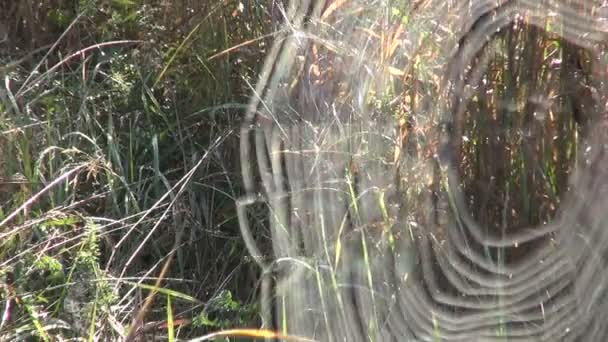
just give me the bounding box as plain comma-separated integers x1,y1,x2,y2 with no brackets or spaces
193,290,258,329
1,0,268,339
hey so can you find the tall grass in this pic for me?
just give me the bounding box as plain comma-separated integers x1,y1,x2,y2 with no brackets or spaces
1,1,273,340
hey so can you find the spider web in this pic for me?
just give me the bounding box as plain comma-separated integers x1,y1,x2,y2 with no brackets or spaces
237,1,608,340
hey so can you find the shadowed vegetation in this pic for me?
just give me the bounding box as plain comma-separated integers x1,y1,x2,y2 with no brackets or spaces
0,1,273,340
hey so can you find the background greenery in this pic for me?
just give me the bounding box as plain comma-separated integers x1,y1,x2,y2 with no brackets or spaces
0,1,273,340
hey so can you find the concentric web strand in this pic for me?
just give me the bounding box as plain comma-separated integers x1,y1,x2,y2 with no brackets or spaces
237,0,608,340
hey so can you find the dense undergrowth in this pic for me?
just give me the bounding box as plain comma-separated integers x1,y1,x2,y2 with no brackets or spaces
0,1,272,340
